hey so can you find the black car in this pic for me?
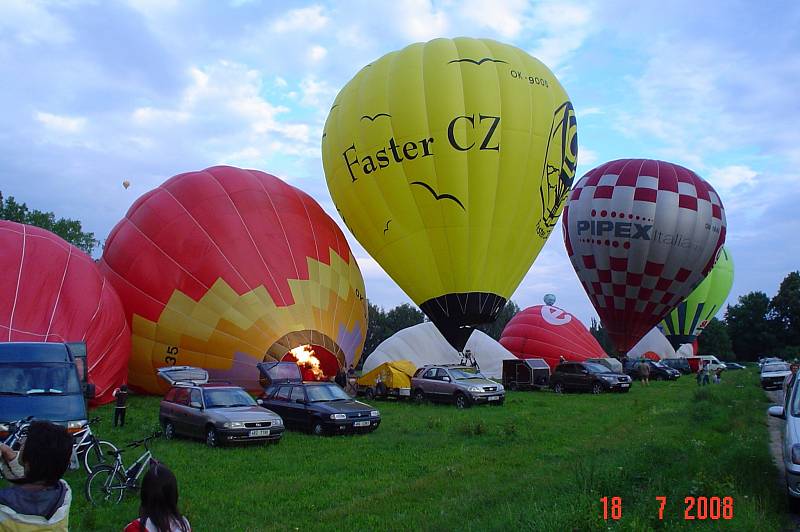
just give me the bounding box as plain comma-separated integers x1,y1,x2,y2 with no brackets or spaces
257,362,380,436
624,359,681,381
661,358,693,374
721,361,746,370
549,362,632,394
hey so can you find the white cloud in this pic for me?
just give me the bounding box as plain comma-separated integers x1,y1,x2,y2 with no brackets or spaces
132,107,190,125
274,76,288,87
34,111,86,133
461,0,528,38
309,45,327,62
299,75,336,108
391,0,449,41
578,147,598,168
270,5,328,33
707,165,758,193
527,2,594,71
0,0,73,45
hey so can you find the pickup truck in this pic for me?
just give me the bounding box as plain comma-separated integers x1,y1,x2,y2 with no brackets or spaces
0,342,95,437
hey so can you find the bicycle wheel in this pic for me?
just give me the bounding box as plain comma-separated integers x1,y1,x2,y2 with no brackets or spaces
83,440,119,474
85,465,127,506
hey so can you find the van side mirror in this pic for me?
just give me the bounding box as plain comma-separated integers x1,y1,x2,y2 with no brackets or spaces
768,405,785,419
442,376,451,382
190,401,202,409
257,399,264,405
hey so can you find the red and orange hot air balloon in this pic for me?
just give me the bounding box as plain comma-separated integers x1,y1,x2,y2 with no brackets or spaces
100,166,368,393
0,221,131,404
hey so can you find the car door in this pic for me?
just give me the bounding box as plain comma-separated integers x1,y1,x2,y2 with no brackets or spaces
286,386,309,427
559,364,575,390
575,364,591,390
420,368,439,399
170,388,191,435
269,385,293,424
185,388,205,438
437,369,455,398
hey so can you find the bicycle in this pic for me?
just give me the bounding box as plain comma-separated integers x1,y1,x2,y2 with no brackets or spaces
84,432,161,506
72,417,118,474
1,416,33,450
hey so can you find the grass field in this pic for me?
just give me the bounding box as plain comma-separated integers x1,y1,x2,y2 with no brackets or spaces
8,369,790,531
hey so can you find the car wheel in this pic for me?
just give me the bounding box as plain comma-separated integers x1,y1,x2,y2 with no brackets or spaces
591,383,603,395
413,389,426,403
205,426,218,448
365,387,374,399
312,422,325,436
163,420,175,440
553,382,564,394
455,393,470,409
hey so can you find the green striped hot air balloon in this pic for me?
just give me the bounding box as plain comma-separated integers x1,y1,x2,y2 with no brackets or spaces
660,246,734,349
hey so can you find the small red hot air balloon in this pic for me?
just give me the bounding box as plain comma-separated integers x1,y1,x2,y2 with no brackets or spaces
562,159,726,354
0,221,131,404
499,305,608,370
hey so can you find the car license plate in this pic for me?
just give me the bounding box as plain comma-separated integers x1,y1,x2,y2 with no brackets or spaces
249,429,270,437
620,383,630,388
488,396,500,401
354,421,370,427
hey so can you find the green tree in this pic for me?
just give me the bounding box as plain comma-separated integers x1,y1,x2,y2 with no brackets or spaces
0,191,99,254
725,291,780,361
476,300,520,341
770,271,800,350
385,303,425,334
589,318,614,355
696,317,733,358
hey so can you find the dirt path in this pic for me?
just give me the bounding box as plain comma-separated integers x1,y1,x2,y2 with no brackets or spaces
765,389,800,530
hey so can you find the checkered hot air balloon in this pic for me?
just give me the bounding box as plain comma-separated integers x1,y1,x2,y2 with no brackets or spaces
562,159,727,354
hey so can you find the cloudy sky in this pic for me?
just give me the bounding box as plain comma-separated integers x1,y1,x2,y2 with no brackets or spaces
1,0,798,325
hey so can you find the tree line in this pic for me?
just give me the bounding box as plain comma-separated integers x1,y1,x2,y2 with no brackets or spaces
0,191,98,254
590,271,800,362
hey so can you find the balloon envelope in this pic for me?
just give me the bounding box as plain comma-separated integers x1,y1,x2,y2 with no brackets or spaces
100,166,368,393
322,37,577,351
660,246,733,348
499,305,607,370
562,159,727,353
0,221,131,404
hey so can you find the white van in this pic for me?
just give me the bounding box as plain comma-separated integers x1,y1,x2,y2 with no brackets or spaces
699,355,727,372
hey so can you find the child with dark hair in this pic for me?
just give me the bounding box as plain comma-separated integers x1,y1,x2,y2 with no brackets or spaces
124,462,191,532
0,421,74,530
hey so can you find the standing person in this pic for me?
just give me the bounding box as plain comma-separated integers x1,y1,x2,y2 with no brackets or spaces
346,365,356,395
124,462,191,532
696,364,704,386
113,384,129,427
714,367,723,384
638,360,650,386
0,421,74,530
702,362,711,386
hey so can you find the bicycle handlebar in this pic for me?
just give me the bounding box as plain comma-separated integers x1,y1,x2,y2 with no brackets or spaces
126,431,162,449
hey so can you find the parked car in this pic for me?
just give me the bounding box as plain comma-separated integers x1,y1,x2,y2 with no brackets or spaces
158,367,284,447
0,342,95,437
761,362,792,390
502,358,550,391
623,359,681,381
661,358,693,374
549,362,632,394
768,381,800,509
721,362,746,370
411,364,505,408
257,362,380,436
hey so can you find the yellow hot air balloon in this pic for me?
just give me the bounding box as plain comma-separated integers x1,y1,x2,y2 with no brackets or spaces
322,37,577,350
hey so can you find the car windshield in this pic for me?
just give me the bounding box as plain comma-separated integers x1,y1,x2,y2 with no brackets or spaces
0,363,81,395
450,368,485,379
306,384,351,402
584,363,612,374
203,388,256,408
765,364,790,373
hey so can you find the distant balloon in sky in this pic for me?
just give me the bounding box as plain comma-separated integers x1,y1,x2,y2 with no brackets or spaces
122,180,130,189
0,220,131,404
100,166,368,394
660,246,734,348
543,293,556,306
322,37,577,351
562,159,727,354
